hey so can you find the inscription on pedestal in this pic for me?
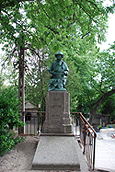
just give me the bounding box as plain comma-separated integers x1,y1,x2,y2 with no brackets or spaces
42,91,72,133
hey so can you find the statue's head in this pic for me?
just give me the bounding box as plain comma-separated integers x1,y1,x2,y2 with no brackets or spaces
55,52,64,58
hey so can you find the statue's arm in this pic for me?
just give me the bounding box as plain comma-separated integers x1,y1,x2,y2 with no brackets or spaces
49,63,58,76
63,63,69,76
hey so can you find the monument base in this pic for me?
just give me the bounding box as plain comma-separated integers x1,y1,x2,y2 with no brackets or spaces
32,136,80,171
42,91,73,134
40,132,74,136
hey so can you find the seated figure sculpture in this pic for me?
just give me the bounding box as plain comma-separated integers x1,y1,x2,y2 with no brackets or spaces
48,52,69,91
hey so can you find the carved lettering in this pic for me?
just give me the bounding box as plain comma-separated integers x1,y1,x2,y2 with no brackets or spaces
53,97,60,101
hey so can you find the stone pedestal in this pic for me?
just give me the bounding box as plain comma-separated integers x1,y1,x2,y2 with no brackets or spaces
42,91,72,134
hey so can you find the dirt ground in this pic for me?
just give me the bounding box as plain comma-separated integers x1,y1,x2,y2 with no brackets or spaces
0,136,74,172
0,136,89,172
0,136,39,172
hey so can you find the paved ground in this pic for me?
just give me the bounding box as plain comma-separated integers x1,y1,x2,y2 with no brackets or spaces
95,131,115,172
73,126,115,172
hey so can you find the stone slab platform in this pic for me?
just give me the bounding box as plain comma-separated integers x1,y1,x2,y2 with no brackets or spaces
32,136,80,171
40,133,74,136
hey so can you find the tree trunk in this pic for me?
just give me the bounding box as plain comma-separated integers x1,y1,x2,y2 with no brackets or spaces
18,45,25,111
89,89,115,125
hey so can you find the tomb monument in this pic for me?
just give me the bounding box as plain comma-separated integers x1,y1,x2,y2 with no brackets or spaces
42,52,72,134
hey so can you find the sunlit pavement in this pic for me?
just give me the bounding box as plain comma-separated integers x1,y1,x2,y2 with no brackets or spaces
95,131,115,172
73,125,115,172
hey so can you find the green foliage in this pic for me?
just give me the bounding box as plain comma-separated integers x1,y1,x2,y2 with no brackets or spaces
101,95,115,121
98,125,102,129
24,0,109,52
66,43,115,124
25,49,51,110
0,86,24,156
0,0,115,124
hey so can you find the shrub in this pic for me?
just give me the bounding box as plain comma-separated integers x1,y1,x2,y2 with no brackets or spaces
0,86,24,156
98,125,102,129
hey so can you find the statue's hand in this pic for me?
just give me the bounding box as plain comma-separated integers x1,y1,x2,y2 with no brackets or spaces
64,71,68,76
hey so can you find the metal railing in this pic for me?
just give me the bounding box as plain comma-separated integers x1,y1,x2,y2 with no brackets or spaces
19,111,96,170
71,112,96,171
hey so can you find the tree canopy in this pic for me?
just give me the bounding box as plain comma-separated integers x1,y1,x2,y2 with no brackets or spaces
0,0,115,124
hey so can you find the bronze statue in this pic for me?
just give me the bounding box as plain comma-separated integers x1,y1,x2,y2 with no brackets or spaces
48,52,69,91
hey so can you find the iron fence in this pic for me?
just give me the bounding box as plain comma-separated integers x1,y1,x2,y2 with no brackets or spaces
71,112,96,171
